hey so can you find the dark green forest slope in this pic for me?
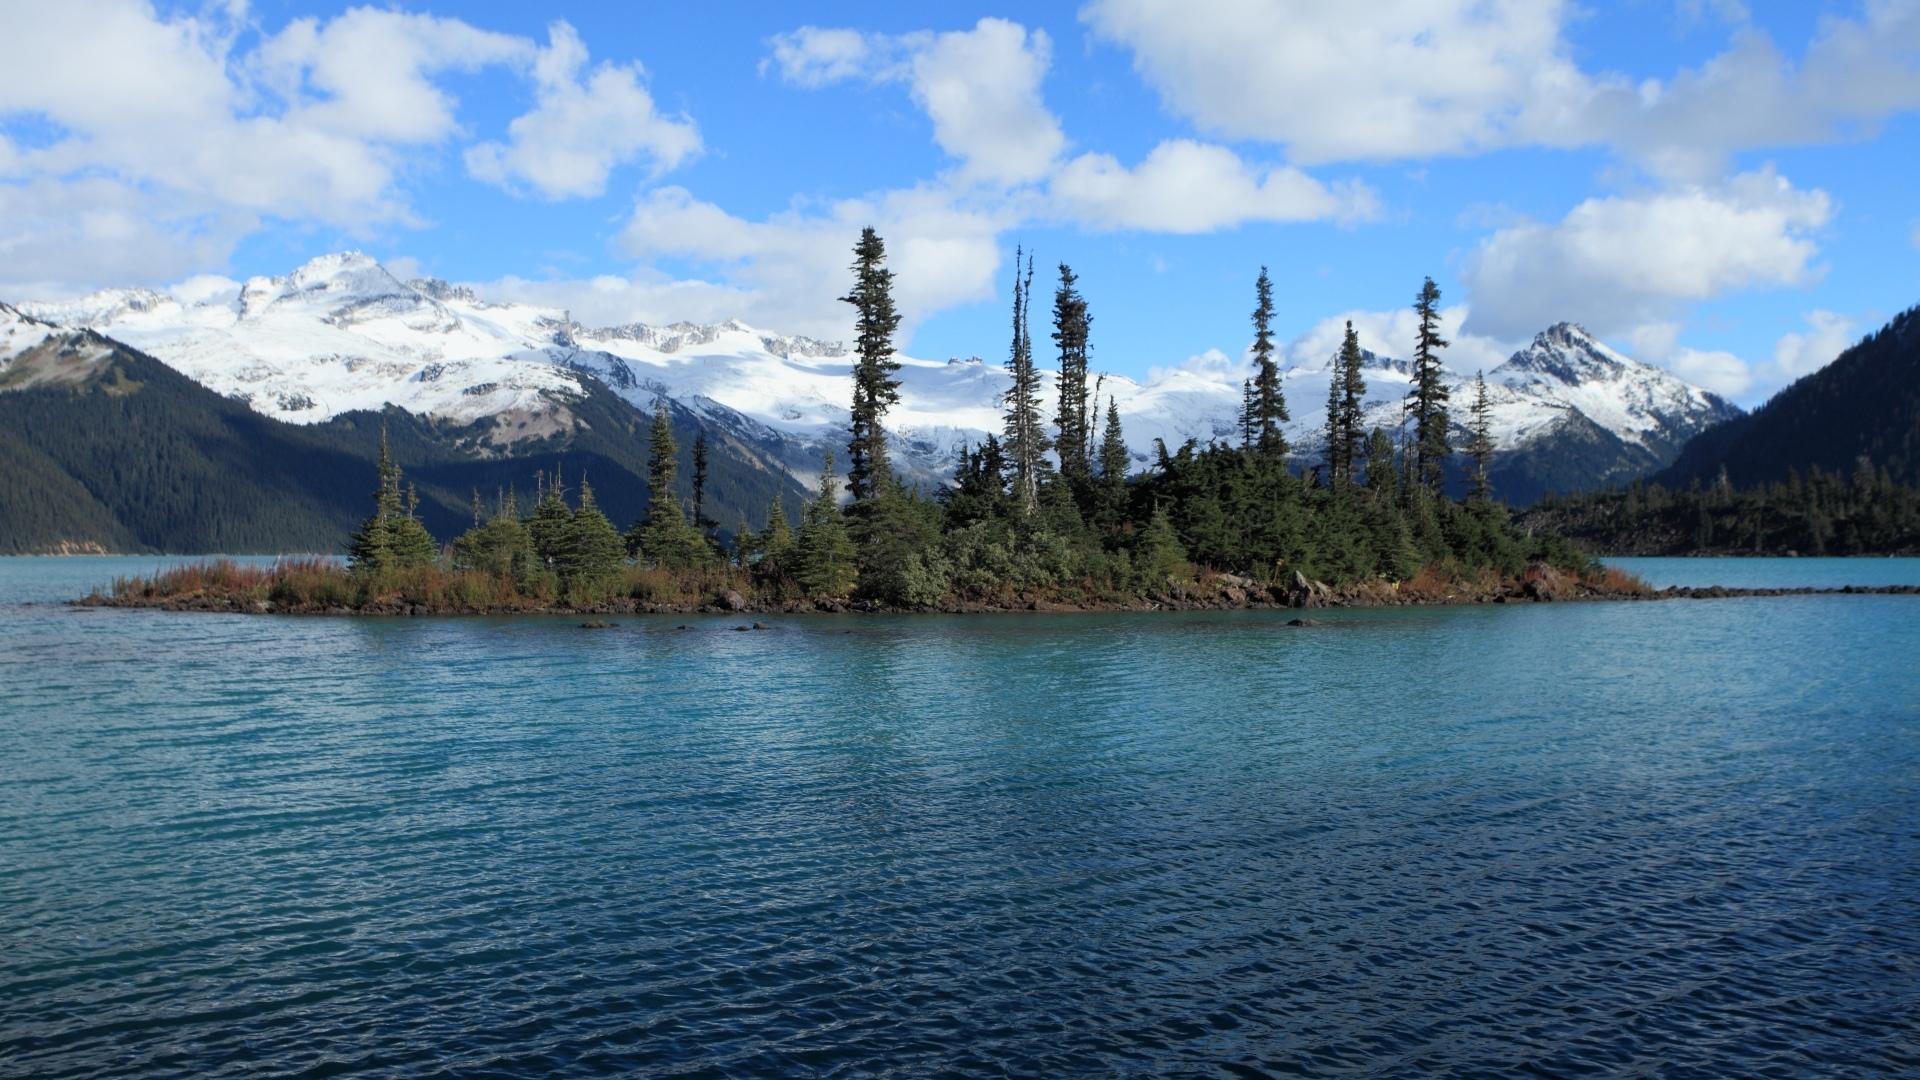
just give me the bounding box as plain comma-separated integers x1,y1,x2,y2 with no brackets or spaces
0,329,808,554
1659,304,1918,489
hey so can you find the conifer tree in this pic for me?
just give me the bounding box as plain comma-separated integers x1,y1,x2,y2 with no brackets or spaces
346,428,403,571
528,469,573,569
348,428,434,570
841,228,902,503
1091,398,1132,534
388,483,438,567
1323,357,1343,484
691,432,713,533
1408,276,1452,493
451,489,537,583
761,494,793,560
1325,320,1367,488
1240,379,1257,449
1002,248,1051,514
558,474,627,588
793,451,857,598
645,401,676,521
629,400,707,569
1135,500,1188,586
1249,267,1290,457
1051,263,1092,481
1466,371,1495,503
1363,427,1397,496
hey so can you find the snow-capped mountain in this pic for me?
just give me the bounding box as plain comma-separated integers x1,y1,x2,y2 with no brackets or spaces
17,252,1741,499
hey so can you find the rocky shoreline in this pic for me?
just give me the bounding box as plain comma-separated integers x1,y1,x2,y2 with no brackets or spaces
70,565,1919,618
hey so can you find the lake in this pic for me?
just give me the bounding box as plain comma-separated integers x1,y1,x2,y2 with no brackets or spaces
3,557,1917,1076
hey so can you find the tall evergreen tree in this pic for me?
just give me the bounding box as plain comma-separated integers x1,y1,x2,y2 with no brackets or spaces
1467,371,1495,503
793,451,858,598
1326,320,1368,488
1240,379,1257,449
629,400,707,568
1323,357,1343,484
346,427,404,571
451,489,537,584
1051,263,1092,481
1003,248,1051,515
840,227,902,503
761,494,793,560
1363,427,1397,496
1408,276,1452,493
1249,267,1290,457
1093,397,1132,534
389,483,438,567
558,475,627,588
691,432,713,532
347,428,435,571
528,468,573,568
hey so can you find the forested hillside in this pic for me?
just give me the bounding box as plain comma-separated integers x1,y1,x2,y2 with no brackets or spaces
1660,305,1919,488
0,332,808,554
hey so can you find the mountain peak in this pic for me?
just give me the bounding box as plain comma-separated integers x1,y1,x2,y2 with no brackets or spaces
1501,322,1634,384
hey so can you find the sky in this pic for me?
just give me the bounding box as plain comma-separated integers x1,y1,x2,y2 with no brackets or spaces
2,1,1918,407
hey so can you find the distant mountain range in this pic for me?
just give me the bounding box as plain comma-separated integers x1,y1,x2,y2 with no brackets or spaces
0,303,808,555
5,251,1751,552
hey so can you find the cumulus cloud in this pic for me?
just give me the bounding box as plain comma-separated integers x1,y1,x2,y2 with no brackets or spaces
1284,304,1517,375
762,27,906,88
1581,3,1920,180
1669,347,1754,397
1080,0,1586,163
466,22,699,199
1049,140,1377,232
1081,0,1920,178
613,185,1013,340
1771,309,1857,380
0,2,697,294
250,7,528,144
762,16,1369,252
1146,347,1239,385
767,19,1064,185
1460,170,1833,341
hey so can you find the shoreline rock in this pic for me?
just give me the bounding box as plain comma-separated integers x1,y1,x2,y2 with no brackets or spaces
69,579,1917,618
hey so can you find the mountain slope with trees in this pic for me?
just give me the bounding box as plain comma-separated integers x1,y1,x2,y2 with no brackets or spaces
0,308,810,554
1660,304,1919,489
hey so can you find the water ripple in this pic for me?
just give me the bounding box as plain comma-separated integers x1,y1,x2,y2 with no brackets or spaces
2,560,1918,1076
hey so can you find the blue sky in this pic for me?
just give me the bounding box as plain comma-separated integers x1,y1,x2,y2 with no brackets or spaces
4,1,1918,405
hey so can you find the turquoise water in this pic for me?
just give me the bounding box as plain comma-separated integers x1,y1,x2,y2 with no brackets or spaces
3,557,1918,1075
1608,555,1920,590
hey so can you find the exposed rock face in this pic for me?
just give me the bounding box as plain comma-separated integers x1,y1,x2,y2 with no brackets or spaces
1521,563,1570,602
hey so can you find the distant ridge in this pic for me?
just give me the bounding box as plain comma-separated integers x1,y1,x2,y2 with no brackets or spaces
1659,304,1919,489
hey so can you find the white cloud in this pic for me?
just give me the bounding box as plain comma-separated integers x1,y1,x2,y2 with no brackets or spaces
1285,304,1516,374
1146,347,1238,385
1581,3,1920,180
251,8,528,144
1461,170,1833,341
1771,309,1856,380
1049,139,1377,232
614,185,1012,340
1080,0,1920,178
1670,347,1753,397
0,3,698,294
465,22,699,199
767,19,1064,185
480,271,758,334
762,27,903,88
906,19,1064,185
1081,0,1586,163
